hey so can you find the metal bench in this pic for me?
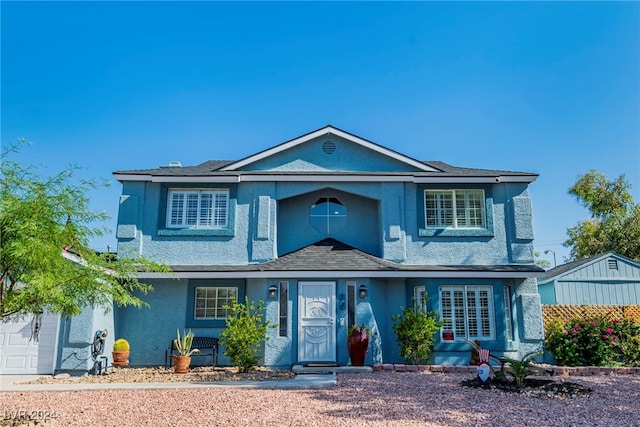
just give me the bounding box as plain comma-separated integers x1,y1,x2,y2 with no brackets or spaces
165,336,219,368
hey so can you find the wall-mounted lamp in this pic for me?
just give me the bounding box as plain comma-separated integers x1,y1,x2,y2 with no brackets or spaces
359,284,368,299
268,285,278,300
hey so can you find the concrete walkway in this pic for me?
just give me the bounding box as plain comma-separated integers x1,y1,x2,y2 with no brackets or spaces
0,373,336,392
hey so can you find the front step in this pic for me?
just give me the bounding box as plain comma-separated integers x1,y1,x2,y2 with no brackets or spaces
292,364,373,374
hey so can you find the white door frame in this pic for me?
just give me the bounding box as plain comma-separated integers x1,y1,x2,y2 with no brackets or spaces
297,281,336,363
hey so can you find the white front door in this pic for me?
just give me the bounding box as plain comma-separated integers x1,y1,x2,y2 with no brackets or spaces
298,281,336,363
0,312,59,374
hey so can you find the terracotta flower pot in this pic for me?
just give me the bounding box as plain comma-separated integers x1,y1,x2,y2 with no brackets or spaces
112,351,130,367
347,327,369,366
173,355,191,374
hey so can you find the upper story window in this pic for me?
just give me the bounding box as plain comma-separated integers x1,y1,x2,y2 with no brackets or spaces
425,189,486,229
310,197,347,234
167,190,229,229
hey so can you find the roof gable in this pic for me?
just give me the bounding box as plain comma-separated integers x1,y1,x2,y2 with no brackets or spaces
112,126,538,184
540,252,640,283
219,125,439,173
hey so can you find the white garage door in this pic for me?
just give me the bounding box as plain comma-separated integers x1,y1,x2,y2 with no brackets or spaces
0,313,59,375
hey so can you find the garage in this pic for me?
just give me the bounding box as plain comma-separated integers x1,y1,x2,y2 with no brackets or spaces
0,313,59,375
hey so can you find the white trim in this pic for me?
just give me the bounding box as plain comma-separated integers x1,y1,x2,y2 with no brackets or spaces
166,189,229,229
414,176,537,184
153,176,240,183
138,270,545,279
113,174,153,182
220,126,439,172
424,189,486,229
114,173,537,184
194,286,238,320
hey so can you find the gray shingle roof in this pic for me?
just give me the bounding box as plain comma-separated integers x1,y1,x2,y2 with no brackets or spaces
258,238,397,271
114,159,535,178
541,252,640,282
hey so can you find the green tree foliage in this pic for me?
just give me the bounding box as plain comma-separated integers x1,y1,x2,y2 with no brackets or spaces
391,297,442,365
219,297,271,373
534,251,551,270
565,170,640,261
0,141,168,321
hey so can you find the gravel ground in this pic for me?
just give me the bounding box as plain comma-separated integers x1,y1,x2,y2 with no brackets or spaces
21,366,296,384
2,371,640,427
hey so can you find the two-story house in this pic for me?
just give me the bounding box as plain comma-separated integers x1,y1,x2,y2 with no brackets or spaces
102,125,544,369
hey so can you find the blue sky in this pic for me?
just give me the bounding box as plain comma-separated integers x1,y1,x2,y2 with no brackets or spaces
2,1,639,266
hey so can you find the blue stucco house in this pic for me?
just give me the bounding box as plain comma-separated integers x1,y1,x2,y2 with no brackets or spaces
55,125,545,372
538,252,640,305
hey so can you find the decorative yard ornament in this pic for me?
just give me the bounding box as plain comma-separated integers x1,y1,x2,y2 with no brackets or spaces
477,348,491,383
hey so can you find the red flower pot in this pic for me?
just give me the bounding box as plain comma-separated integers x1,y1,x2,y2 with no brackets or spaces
347,327,369,366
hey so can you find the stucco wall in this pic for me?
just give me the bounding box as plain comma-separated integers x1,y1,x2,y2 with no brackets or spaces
117,179,535,266
56,304,115,374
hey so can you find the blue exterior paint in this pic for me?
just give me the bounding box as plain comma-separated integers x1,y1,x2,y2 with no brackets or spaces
55,304,115,374
539,253,640,305
108,127,543,367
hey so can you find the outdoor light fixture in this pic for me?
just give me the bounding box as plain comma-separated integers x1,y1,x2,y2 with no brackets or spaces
359,284,368,299
268,285,278,300
544,250,557,268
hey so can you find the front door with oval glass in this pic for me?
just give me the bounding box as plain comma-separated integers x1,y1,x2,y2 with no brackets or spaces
298,281,336,363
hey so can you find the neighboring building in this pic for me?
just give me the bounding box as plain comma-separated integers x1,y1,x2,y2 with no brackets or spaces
52,125,544,372
538,252,640,305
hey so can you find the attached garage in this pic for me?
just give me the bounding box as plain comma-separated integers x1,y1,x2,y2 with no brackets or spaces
0,313,59,375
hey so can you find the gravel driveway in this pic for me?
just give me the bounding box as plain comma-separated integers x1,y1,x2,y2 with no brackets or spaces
2,372,639,426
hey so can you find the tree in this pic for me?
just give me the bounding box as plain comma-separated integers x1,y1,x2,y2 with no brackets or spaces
564,170,640,261
0,140,168,321
534,251,551,270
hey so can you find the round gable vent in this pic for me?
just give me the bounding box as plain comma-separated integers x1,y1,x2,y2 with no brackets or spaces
322,141,336,154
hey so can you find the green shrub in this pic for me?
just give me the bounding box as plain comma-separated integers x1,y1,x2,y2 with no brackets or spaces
545,312,640,367
219,297,271,373
391,297,441,365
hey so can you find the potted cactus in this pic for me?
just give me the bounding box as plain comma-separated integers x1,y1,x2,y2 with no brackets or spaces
172,329,200,373
112,338,130,367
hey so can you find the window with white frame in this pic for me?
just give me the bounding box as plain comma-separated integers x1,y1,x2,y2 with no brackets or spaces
425,190,486,229
414,286,427,312
194,287,237,319
440,285,495,340
167,190,229,229
503,286,514,342
278,281,289,337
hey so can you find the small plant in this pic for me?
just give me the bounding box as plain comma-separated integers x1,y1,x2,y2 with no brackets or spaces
219,297,272,373
174,329,200,357
348,323,369,336
113,338,130,352
391,296,441,365
464,339,543,387
501,350,541,388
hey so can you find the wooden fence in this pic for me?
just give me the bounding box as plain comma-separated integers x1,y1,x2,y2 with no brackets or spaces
542,304,640,327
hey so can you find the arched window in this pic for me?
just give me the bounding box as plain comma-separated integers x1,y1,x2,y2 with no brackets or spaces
310,197,347,234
